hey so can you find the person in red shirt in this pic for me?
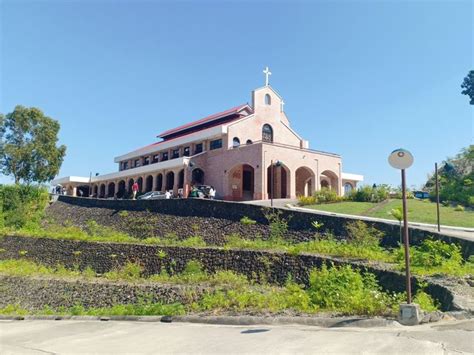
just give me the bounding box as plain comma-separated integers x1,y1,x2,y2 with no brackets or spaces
132,182,139,200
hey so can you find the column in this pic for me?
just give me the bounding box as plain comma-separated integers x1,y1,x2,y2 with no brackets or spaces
172,170,179,196
72,186,77,197
183,166,190,197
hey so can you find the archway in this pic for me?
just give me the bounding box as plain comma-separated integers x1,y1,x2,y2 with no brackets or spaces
127,179,134,193
295,167,315,197
166,171,174,190
93,185,98,197
320,170,339,194
156,174,163,191
99,184,106,198
344,182,354,196
192,168,204,185
178,169,184,189
137,177,143,192
227,164,255,200
267,163,290,199
118,180,126,198
145,175,153,192
77,185,89,197
107,182,116,198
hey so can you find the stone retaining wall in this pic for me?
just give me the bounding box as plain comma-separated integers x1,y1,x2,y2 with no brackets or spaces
0,275,204,311
0,236,457,311
52,196,473,258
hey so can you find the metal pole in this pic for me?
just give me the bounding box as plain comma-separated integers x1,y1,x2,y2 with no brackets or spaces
435,162,440,232
401,168,412,304
270,159,274,208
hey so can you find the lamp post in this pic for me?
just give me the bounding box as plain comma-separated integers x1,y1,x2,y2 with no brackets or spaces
388,148,414,303
435,162,441,232
270,160,283,208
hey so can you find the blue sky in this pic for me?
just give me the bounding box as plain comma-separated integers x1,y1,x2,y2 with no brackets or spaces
1,0,472,188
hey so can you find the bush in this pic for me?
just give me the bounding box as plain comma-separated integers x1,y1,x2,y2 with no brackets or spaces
348,185,389,203
307,264,397,315
395,239,473,276
0,185,49,229
264,210,289,241
344,220,384,248
454,205,465,212
312,188,338,204
240,216,257,225
104,261,143,282
297,195,316,206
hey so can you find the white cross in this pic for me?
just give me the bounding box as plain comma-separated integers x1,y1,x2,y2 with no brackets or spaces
263,66,272,86
281,100,285,112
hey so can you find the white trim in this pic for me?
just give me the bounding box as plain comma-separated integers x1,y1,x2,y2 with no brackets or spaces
342,172,364,182
281,120,303,141
53,157,190,185
114,125,225,163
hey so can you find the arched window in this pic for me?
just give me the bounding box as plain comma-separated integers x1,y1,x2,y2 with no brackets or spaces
232,137,240,148
246,139,253,145
265,94,271,105
344,183,353,196
262,124,273,143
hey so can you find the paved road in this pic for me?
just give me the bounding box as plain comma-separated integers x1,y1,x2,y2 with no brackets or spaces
1,319,473,354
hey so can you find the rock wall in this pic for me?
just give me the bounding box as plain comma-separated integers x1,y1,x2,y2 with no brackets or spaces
0,275,205,311
50,196,473,258
0,236,457,311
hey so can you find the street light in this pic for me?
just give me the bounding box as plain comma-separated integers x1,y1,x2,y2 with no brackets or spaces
388,148,414,303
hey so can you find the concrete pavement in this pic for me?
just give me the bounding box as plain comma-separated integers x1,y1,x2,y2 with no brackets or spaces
1,319,473,354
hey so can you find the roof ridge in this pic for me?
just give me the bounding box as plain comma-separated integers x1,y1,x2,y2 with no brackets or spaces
157,103,250,138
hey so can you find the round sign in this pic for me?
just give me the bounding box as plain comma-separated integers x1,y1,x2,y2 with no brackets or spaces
388,149,414,170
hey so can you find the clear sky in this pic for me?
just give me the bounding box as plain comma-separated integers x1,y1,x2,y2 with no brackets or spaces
1,0,472,188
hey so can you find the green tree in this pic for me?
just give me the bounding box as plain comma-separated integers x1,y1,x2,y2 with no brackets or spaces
424,146,474,206
0,106,66,184
461,70,474,105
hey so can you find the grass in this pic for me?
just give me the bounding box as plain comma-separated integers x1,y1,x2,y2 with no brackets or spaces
1,259,437,316
224,234,392,262
305,199,474,228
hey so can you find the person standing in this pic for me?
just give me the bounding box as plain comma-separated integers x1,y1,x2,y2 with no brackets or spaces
209,186,216,200
132,181,139,200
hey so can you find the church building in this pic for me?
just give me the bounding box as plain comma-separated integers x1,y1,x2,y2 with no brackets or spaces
53,68,363,200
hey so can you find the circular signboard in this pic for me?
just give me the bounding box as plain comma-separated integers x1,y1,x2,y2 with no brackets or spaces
388,149,414,170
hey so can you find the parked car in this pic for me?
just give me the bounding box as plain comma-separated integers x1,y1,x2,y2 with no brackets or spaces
196,185,212,198
413,191,430,199
137,191,167,200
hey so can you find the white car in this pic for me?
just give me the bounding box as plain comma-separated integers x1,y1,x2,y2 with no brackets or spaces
137,191,167,200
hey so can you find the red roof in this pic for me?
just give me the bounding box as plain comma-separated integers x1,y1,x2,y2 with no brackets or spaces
157,103,251,138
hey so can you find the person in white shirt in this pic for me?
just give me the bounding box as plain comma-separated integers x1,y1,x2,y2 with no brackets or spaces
209,186,216,200
165,190,171,199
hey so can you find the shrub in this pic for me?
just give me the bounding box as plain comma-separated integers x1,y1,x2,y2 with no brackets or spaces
0,185,49,229
344,220,384,248
264,210,289,241
240,216,257,225
348,185,389,203
298,195,316,206
454,205,465,212
307,264,397,315
118,210,129,218
103,261,143,282
394,239,472,276
413,291,438,312
313,188,338,204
